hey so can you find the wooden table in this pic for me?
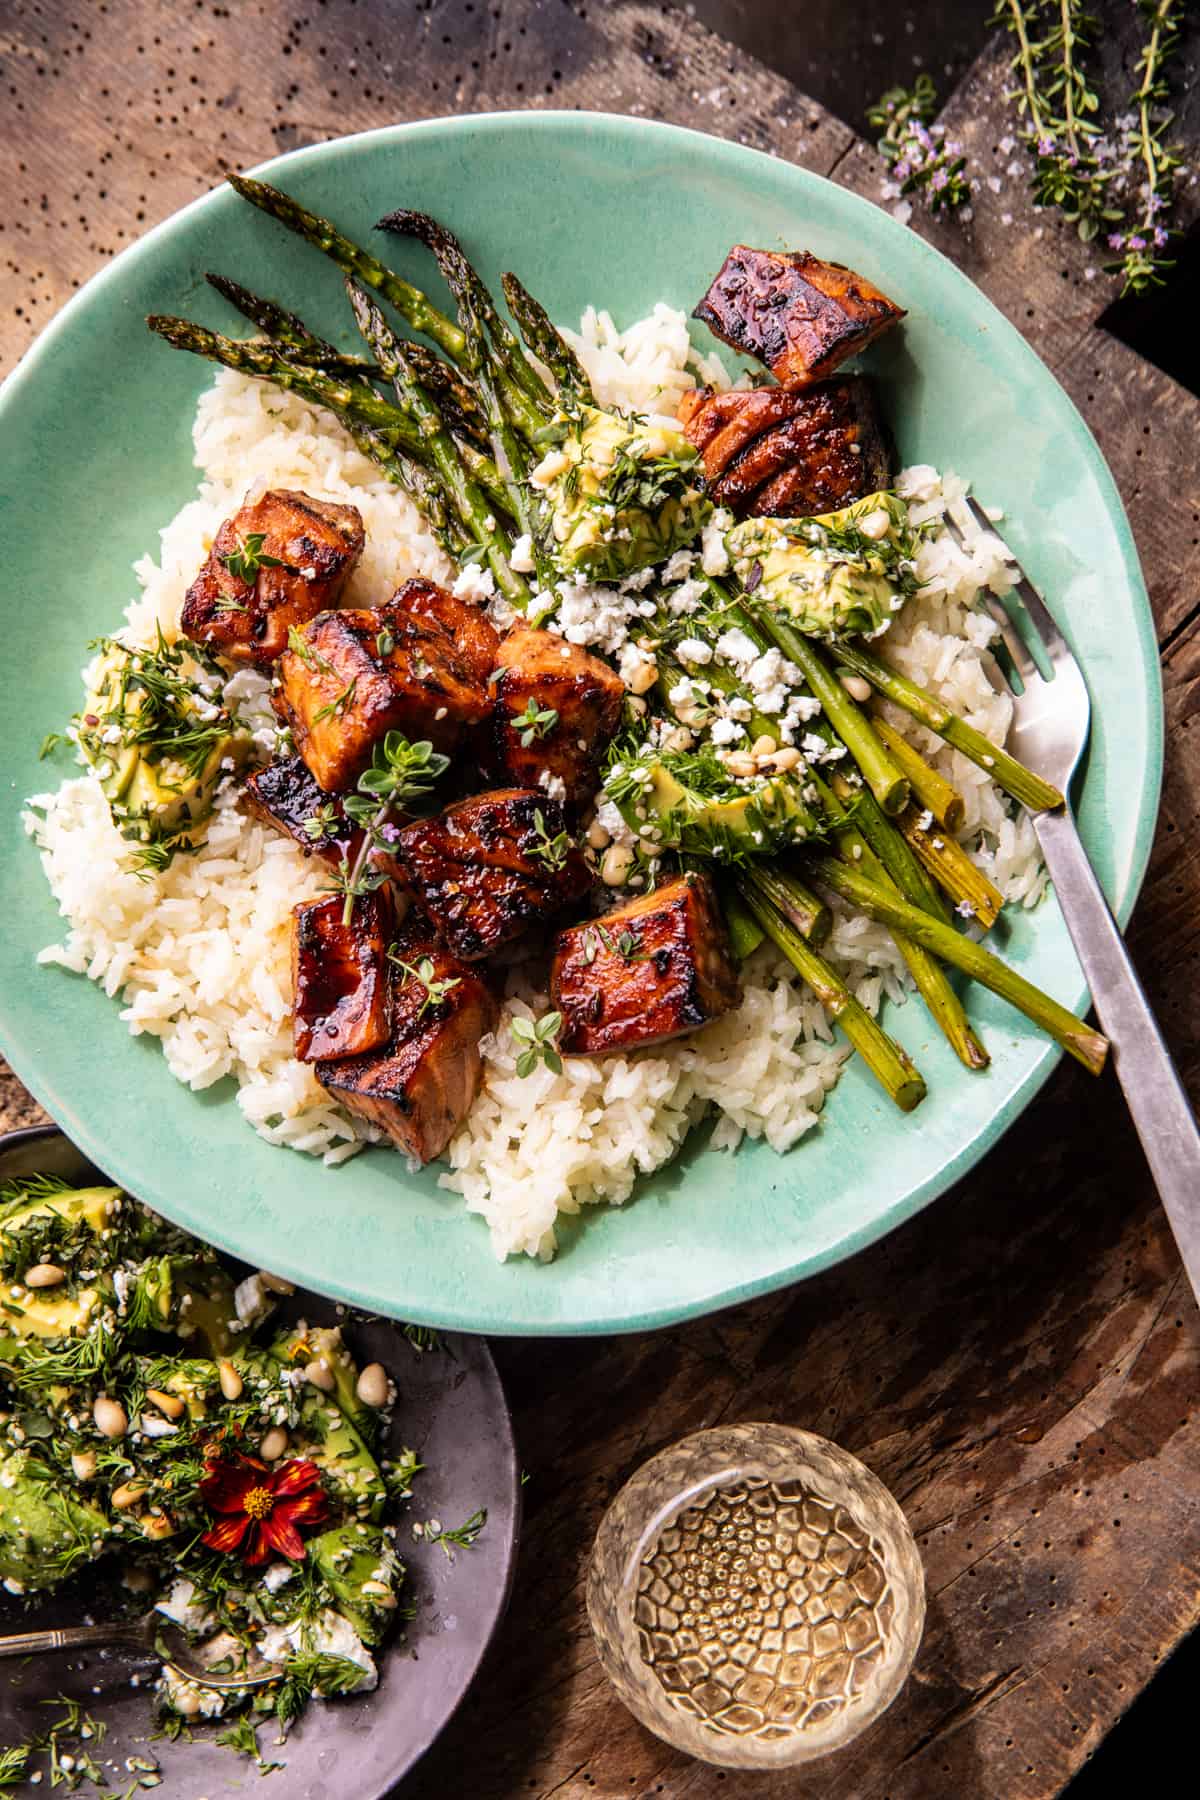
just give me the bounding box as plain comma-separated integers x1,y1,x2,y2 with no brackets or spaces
1,3,1197,1795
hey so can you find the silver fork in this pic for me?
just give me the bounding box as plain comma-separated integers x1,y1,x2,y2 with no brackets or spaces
0,1613,283,1692
945,494,1200,1307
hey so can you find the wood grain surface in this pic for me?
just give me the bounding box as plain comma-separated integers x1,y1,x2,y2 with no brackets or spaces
0,4,1197,1797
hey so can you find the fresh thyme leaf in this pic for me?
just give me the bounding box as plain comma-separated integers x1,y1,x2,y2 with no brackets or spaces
510,1012,563,1077
38,732,63,759
212,595,250,616
312,676,358,724
527,808,571,872
425,1507,487,1559
388,950,462,1020
511,698,559,747
375,627,395,658
301,802,341,841
219,532,287,584
0,1745,28,1790
285,625,336,676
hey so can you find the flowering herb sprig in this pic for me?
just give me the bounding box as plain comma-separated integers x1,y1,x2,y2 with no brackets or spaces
1105,0,1184,293
324,732,449,922
866,75,972,215
388,950,462,1019
992,0,1120,242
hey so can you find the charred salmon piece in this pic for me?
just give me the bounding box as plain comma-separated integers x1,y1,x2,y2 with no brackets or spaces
681,377,890,518
275,607,488,793
694,246,904,388
381,577,501,687
316,941,497,1163
182,489,364,667
551,872,741,1055
395,788,591,961
491,626,624,809
291,889,391,1064
245,755,362,866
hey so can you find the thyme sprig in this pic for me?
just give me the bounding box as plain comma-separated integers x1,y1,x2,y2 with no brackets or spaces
219,531,289,584
511,698,559,745
1105,0,1185,292
867,74,972,214
527,807,571,872
510,1012,563,1078
424,1506,487,1559
388,951,462,1019
324,732,449,923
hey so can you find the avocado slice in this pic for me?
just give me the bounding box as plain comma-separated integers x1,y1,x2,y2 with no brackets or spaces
77,638,250,859
0,1448,111,1592
308,1522,402,1648
0,1186,118,1344
726,491,913,639
614,760,811,861
267,1330,387,1522
533,405,711,583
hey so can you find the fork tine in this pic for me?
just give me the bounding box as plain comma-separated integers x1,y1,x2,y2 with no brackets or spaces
942,510,1040,685
960,494,1072,662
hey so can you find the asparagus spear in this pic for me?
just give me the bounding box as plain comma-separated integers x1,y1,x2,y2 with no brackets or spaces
403,342,491,448
386,211,552,585
804,775,989,1071
748,864,831,946
227,174,468,361
739,872,927,1112
204,273,378,379
346,281,531,610
753,613,911,816
501,271,595,404
898,804,1004,931
870,715,965,831
808,856,1108,1075
146,313,510,517
834,640,1065,813
830,770,953,926
377,210,554,423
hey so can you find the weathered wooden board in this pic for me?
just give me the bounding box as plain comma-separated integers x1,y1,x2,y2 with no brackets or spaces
0,4,1196,1798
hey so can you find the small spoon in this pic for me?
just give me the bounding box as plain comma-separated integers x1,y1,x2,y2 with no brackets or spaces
0,1614,284,1691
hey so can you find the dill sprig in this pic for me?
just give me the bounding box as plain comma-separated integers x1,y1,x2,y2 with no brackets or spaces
424,1507,487,1559
867,74,972,215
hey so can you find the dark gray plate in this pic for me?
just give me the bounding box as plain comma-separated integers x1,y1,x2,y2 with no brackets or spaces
0,1125,520,1797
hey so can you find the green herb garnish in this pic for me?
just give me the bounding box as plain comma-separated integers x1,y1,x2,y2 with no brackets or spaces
219,532,286,584
510,1012,563,1078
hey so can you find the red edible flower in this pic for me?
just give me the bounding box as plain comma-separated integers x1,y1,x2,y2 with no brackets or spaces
199,1450,330,1565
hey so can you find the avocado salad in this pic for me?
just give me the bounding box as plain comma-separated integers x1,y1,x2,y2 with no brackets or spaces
0,1170,434,1774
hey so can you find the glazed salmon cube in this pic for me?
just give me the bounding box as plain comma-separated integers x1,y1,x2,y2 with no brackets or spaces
693,246,904,389
551,873,740,1054
317,939,497,1163
245,755,361,866
381,577,501,686
275,607,488,793
491,626,624,808
291,889,391,1063
394,788,591,961
678,376,891,518
182,488,364,666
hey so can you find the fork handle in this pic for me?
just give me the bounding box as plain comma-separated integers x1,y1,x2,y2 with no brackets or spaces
0,1621,148,1659
1035,807,1200,1307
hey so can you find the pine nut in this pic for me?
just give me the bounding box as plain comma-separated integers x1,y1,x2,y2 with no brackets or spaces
23,1263,66,1289
218,1360,243,1402
145,1388,185,1421
259,1426,289,1462
361,1580,397,1605
170,1685,202,1717
141,1509,175,1541
750,734,778,758
627,659,658,696
661,726,695,754
725,752,757,779
93,1396,128,1439
839,673,872,703
71,1450,97,1482
601,844,634,887
111,1481,147,1512
585,818,610,850
767,747,803,773
259,1272,295,1295
304,1359,336,1393
859,508,891,541
355,1362,389,1408
625,695,647,718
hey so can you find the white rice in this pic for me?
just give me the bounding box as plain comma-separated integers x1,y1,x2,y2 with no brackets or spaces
25,303,1043,1262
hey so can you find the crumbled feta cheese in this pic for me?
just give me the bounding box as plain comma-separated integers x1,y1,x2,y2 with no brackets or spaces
710,717,745,746
537,770,567,804
662,548,696,583
676,637,713,666
509,532,535,573
156,1578,215,1635
451,563,496,605
665,577,706,615
916,809,934,832
233,1274,267,1327
714,627,760,677
262,1562,297,1595
701,509,732,577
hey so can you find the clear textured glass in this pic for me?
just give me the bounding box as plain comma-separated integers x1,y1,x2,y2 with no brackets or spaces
587,1424,924,1769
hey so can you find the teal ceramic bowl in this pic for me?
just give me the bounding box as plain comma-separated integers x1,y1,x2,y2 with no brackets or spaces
0,114,1161,1335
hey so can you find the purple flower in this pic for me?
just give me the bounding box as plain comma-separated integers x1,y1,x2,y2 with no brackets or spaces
1129,234,1147,251
1037,135,1055,156
931,169,949,191
1107,232,1125,250
894,158,912,180
380,823,402,844
1153,226,1169,249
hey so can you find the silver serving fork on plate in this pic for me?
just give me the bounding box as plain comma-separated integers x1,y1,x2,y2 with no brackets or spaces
0,1612,283,1691
945,494,1200,1306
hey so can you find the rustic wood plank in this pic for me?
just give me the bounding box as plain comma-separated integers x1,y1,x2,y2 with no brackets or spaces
0,6,1197,1799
